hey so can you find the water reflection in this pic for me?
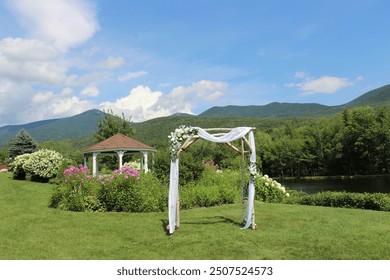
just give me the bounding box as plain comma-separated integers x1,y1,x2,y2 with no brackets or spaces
280,176,390,194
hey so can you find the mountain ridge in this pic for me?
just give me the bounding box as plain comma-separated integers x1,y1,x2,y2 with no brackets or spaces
1,83,390,146
200,84,390,117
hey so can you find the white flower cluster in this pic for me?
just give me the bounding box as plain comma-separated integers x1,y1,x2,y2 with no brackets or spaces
12,149,64,179
248,162,258,178
261,174,290,197
168,125,198,160
9,153,31,171
124,161,141,170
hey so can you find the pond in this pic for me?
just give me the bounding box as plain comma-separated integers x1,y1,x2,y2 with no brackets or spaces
280,176,390,194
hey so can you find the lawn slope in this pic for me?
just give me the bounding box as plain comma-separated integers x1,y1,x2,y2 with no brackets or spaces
0,173,389,260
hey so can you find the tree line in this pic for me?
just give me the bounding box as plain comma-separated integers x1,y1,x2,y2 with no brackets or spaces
256,106,390,177
152,106,390,178
2,106,390,178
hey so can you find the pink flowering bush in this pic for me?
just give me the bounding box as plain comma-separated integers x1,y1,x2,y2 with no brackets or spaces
49,164,101,211
203,159,220,170
50,164,167,213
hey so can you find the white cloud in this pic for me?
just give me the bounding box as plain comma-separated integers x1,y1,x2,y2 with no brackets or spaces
0,80,12,93
0,81,35,125
99,86,164,122
0,80,94,125
190,80,226,101
0,37,67,84
95,56,125,70
80,84,99,97
7,0,99,52
99,80,227,122
0,79,227,125
0,37,57,61
24,91,94,121
60,87,74,95
32,91,54,104
118,71,148,82
288,74,353,95
49,96,93,116
65,72,111,87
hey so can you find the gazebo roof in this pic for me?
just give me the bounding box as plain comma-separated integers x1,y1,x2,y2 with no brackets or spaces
84,133,156,153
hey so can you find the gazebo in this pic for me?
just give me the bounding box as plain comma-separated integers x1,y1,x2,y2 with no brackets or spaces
83,133,157,175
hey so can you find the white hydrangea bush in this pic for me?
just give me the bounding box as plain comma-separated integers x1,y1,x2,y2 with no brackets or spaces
10,153,32,171
11,149,64,180
255,174,290,203
124,161,141,170
23,149,64,179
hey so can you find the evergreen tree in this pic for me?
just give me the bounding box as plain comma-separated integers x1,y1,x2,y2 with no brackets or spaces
8,129,38,160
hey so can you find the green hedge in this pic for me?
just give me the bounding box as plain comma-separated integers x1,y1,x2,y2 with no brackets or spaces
294,191,390,211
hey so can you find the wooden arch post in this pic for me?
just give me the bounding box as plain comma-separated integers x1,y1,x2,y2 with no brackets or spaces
170,127,257,233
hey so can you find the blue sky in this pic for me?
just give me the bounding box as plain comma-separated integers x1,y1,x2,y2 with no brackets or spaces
0,0,389,125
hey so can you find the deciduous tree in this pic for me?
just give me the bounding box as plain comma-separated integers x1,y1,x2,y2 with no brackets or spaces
94,109,134,142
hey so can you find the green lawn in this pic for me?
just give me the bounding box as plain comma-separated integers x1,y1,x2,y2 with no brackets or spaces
0,172,389,260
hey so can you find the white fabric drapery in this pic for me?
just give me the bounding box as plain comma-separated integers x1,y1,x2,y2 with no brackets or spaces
168,127,256,234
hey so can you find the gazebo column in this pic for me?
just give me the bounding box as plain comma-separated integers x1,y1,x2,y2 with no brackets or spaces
142,151,149,173
92,152,99,176
83,156,87,168
117,151,125,169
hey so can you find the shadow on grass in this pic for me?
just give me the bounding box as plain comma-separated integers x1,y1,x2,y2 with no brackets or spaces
182,216,242,226
161,216,242,234
160,219,171,236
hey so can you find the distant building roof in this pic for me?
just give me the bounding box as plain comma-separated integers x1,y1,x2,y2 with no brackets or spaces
84,133,156,153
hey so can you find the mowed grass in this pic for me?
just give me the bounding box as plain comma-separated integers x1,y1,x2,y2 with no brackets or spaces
0,172,389,260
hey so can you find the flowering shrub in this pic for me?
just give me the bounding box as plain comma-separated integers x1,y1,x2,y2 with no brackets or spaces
63,164,89,177
9,153,31,180
10,149,64,181
112,166,140,177
23,149,64,181
50,165,166,213
255,174,289,203
123,161,141,170
203,159,220,170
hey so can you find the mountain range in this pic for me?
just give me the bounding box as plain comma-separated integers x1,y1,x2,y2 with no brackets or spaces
1,83,390,147
200,84,390,118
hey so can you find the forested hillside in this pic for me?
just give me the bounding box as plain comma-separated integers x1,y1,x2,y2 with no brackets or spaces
256,106,390,177
2,83,390,146
142,106,390,177
2,106,390,177
0,109,104,147
2,83,390,177
152,106,390,177
132,115,314,147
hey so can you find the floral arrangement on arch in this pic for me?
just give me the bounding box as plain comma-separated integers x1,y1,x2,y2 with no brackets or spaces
168,125,198,160
248,162,258,179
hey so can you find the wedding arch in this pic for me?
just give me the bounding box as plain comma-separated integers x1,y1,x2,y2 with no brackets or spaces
168,126,257,234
